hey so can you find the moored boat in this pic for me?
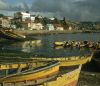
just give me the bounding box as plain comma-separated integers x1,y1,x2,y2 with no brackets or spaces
54,40,100,49
54,41,65,47
0,28,26,41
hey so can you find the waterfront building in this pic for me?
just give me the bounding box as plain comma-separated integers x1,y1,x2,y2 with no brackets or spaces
54,24,64,30
22,18,31,29
14,12,31,21
30,16,36,22
46,24,55,31
30,22,44,30
68,26,73,30
1,17,11,28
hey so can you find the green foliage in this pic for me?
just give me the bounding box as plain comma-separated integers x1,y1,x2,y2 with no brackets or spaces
0,14,4,17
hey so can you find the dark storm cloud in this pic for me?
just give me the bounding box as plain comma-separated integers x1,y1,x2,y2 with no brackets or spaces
0,0,29,11
0,0,100,21
75,0,100,21
31,0,78,19
31,0,100,21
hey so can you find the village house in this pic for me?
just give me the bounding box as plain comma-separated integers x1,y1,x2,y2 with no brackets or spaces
14,12,31,21
30,22,44,30
68,26,73,30
30,15,36,22
54,24,64,30
21,18,31,29
46,24,55,31
1,17,11,28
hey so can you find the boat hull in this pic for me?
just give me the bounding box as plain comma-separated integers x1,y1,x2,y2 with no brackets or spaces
0,61,59,86
0,29,25,41
54,42,65,46
40,65,82,86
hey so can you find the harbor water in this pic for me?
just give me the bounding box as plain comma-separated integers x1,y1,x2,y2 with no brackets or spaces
0,33,100,57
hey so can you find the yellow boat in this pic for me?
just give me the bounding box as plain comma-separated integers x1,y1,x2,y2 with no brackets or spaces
41,65,82,86
0,55,92,86
0,61,60,86
0,61,82,86
54,41,65,46
0,55,92,70
31,55,92,66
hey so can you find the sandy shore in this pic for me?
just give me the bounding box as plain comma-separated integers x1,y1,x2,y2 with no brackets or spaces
78,60,100,86
14,30,100,35
78,71,100,86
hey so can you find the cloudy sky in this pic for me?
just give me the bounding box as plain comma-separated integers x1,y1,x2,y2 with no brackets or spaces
0,0,100,21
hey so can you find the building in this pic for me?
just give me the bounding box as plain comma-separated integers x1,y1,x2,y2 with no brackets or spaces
30,23,44,30
1,17,11,28
30,16,35,22
54,24,64,30
49,17,55,20
46,24,55,31
68,26,73,30
22,19,31,29
14,12,31,21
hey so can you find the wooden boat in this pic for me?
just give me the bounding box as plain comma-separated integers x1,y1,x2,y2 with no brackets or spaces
41,65,82,86
0,58,83,86
0,55,92,86
54,41,65,46
32,55,92,66
0,57,49,70
0,28,26,41
0,61,60,86
54,41,100,49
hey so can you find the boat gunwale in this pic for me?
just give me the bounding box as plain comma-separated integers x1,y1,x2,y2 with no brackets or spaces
0,61,59,79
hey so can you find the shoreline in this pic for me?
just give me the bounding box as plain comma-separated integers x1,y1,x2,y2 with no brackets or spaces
13,30,100,35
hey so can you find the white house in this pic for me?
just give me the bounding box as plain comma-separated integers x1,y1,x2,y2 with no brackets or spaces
68,26,73,30
30,16,35,22
14,12,31,21
49,17,55,20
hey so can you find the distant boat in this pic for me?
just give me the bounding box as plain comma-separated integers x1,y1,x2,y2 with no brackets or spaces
54,41,65,47
0,28,26,41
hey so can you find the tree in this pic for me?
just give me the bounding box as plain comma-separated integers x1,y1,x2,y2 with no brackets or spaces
0,14,4,18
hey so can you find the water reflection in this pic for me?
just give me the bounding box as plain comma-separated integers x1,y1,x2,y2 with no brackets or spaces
0,40,41,53
21,40,41,53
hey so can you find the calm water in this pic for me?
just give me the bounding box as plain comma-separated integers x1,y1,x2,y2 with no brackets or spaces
0,33,100,57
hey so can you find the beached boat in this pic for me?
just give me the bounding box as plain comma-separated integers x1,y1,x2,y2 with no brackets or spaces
41,65,82,86
0,55,92,86
32,55,92,66
0,28,26,41
0,61,60,86
0,59,82,86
